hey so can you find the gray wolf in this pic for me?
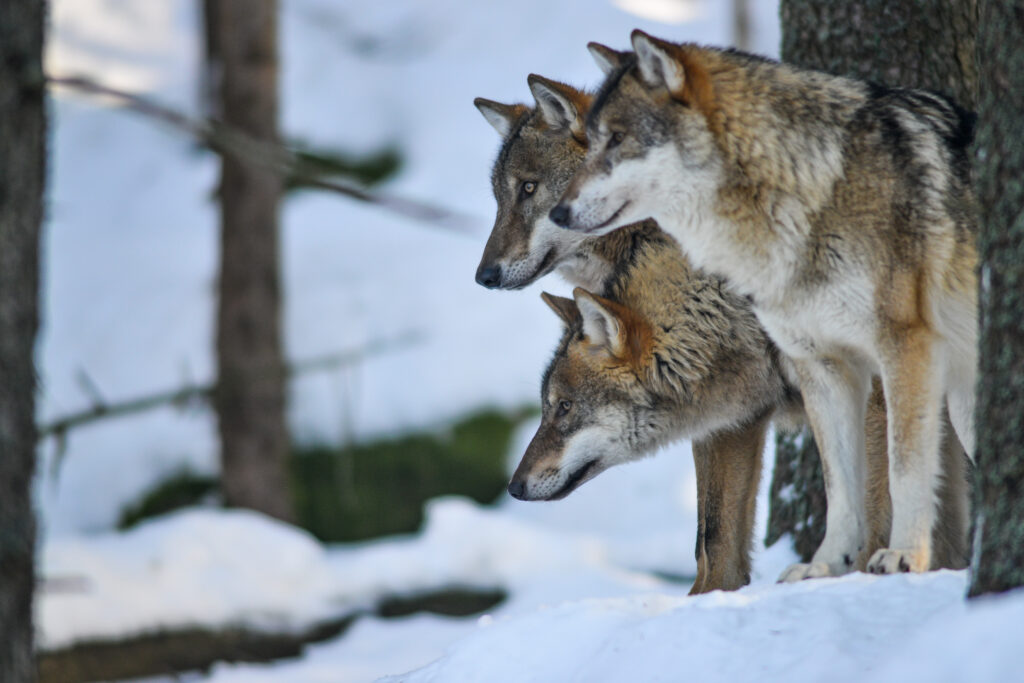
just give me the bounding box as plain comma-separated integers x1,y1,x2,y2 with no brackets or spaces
474,78,968,590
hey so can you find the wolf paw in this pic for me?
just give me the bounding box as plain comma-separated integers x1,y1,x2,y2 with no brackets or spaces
777,562,834,583
866,549,928,574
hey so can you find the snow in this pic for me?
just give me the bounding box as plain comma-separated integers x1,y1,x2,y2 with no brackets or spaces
38,429,721,650
40,428,1021,683
42,498,1022,683
391,572,1009,683
40,509,337,650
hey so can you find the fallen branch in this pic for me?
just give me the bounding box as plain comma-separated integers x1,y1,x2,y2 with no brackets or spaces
48,75,478,234
40,332,423,458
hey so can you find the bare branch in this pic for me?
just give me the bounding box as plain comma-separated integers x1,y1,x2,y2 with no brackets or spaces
48,75,479,234
39,332,423,444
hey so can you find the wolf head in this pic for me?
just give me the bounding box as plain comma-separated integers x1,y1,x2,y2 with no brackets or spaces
473,78,602,290
550,32,723,237
508,288,680,501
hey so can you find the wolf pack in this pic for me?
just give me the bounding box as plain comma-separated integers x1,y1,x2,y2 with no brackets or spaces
472,31,978,593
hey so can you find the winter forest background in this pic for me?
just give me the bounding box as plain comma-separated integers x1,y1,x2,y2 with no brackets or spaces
2,0,1024,681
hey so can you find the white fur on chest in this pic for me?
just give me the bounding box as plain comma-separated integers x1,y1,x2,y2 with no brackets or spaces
754,280,877,365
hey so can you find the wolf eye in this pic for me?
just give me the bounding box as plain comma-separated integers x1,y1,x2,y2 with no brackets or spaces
607,131,625,149
521,181,537,197
556,399,573,417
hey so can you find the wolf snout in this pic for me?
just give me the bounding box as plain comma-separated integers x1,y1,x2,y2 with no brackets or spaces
475,263,502,289
549,203,571,228
507,479,527,500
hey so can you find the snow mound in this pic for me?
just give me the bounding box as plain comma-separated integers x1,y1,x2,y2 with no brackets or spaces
392,572,1013,683
39,493,705,652
39,509,340,650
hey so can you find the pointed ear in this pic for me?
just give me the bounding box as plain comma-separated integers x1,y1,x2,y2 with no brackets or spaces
588,42,627,76
541,292,580,328
474,98,526,138
572,288,627,357
630,30,686,94
528,74,586,141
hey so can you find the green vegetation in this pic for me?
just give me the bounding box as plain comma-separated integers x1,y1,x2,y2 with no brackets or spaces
118,406,536,542
376,587,507,618
117,469,218,530
286,141,402,191
292,406,535,542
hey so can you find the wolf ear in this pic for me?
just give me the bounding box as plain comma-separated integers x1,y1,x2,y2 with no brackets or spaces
588,42,627,76
528,75,586,141
474,98,525,138
541,292,581,328
573,288,627,357
631,30,686,94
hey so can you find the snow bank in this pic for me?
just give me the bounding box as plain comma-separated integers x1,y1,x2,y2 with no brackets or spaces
39,484,707,651
39,509,339,650
393,572,1014,683
206,613,481,683
40,482,1020,683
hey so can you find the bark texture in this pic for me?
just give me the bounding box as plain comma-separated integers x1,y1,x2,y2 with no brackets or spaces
968,0,1024,598
770,0,978,559
0,0,46,680
207,0,294,521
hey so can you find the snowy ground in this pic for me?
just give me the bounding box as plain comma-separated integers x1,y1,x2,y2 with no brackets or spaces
40,418,725,650
40,459,1024,682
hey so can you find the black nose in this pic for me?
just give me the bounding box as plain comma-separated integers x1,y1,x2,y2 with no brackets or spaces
476,263,502,289
507,479,526,500
549,203,571,228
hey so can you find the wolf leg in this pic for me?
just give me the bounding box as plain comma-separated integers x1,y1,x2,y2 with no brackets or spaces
931,406,970,570
779,357,869,582
862,382,969,570
861,377,892,570
691,441,710,595
690,417,767,594
867,329,943,574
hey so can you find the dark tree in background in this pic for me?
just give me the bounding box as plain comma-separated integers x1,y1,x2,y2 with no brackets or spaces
0,0,46,679
969,0,1024,598
205,0,295,522
769,0,977,559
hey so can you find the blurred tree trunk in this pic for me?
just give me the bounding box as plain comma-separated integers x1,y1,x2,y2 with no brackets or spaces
199,0,222,118
969,0,1024,598
732,0,751,51
206,0,294,522
0,0,46,680
769,0,977,559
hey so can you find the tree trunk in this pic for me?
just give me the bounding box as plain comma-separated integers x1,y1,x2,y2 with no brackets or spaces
732,0,751,51
207,0,294,522
771,0,977,559
968,1,1024,598
199,0,222,118
0,0,46,680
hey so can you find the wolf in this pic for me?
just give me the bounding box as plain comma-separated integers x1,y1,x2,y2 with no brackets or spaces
550,32,978,579
474,78,968,592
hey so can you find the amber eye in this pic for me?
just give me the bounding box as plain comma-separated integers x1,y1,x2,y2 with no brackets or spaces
607,131,625,148
522,181,537,196
556,399,573,417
